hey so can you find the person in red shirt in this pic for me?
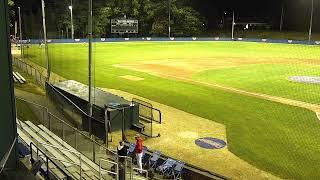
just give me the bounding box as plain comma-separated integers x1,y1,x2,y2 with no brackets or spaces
134,134,143,173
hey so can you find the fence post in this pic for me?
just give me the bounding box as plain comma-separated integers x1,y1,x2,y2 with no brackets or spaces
75,131,78,150
42,108,45,125
92,139,96,163
46,156,49,178
79,154,82,180
62,122,65,141
48,112,51,130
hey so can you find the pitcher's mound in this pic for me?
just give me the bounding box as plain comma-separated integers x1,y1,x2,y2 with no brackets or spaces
289,76,320,84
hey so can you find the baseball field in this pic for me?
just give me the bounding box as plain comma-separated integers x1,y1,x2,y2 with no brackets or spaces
23,41,320,179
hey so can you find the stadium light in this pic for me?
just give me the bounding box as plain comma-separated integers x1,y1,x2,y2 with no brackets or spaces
69,0,74,39
308,0,314,43
231,11,235,40
18,7,23,58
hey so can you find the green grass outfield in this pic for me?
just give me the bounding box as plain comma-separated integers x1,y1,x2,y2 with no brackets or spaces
24,41,320,179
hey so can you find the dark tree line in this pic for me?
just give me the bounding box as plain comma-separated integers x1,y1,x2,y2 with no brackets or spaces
47,0,207,38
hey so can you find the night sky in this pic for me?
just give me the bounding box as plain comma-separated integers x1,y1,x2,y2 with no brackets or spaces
19,0,320,32
193,0,319,31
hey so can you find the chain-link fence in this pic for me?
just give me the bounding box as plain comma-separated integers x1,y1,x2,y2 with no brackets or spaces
12,57,46,87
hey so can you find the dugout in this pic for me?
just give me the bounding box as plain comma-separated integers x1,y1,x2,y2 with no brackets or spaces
47,80,140,141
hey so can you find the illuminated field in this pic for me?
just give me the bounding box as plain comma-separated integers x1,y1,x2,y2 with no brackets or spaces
24,41,320,179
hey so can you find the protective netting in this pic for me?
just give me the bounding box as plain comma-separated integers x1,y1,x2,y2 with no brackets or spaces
12,0,320,179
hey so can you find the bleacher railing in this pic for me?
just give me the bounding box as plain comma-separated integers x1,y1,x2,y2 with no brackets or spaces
132,98,162,138
0,137,17,174
30,142,72,180
15,97,118,167
99,159,119,180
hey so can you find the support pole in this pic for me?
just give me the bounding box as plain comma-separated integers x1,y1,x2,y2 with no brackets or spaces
280,2,284,31
168,0,171,38
231,11,235,40
308,0,314,43
70,0,74,39
14,21,17,40
88,0,94,162
41,0,50,81
18,7,23,59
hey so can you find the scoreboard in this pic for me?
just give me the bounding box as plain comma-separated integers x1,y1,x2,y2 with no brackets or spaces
111,19,138,34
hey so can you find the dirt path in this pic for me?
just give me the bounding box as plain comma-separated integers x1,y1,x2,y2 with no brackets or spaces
102,88,280,180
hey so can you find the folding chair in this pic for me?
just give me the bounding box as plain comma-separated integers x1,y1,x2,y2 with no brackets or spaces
141,146,148,161
171,160,185,180
144,151,161,169
156,158,176,176
127,143,135,158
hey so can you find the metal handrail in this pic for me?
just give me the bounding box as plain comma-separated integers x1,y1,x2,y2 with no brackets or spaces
118,155,133,179
31,139,82,178
16,97,117,157
0,137,17,174
99,159,119,180
132,99,162,124
30,142,71,179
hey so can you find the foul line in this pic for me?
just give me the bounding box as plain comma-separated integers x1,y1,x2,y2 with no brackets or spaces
163,74,320,119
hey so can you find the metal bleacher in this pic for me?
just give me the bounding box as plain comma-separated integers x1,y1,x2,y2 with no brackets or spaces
17,120,112,179
15,97,150,180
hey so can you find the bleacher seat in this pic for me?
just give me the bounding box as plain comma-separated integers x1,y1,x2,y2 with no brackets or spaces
17,120,102,180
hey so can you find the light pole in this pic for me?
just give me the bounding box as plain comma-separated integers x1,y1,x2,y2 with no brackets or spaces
18,7,23,58
168,0,171,38
69,1,74,39
308,0,314,43
280,2,284,31
231,11,235,40
88,0,94,161
41,0,50,81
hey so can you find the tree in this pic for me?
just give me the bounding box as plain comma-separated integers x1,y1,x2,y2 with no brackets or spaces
53,0,206,37
151,0,206,36
8,0,15,28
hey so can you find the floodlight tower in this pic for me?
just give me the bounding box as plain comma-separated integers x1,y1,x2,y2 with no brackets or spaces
69,0,74,39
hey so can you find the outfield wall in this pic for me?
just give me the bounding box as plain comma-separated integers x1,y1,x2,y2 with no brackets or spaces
20,37,320,45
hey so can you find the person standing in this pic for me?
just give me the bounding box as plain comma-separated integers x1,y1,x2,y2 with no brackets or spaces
117,141,127,180
134,134,143,173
